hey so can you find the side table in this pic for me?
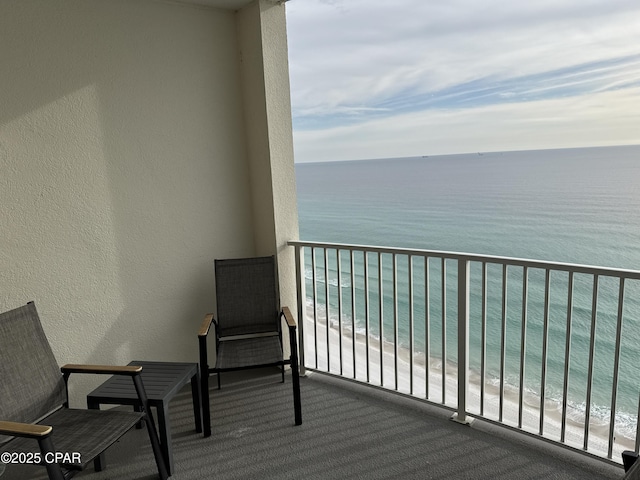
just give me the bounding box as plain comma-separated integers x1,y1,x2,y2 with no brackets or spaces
87,360,201,475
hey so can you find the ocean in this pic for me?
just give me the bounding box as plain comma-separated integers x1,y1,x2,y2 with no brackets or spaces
295,144,640,444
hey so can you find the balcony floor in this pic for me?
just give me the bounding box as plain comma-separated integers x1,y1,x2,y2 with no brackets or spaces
3,369,624,479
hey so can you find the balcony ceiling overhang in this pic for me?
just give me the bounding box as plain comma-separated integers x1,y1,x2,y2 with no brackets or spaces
171,0,286,10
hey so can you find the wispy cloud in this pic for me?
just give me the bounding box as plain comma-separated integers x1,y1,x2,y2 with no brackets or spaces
293,87,640,162
286,0,640,161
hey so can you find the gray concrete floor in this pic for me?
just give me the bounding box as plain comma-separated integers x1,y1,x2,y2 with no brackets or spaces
1,369,626,479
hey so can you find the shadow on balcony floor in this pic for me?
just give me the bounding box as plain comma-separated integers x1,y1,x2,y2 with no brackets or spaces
2,369,625,479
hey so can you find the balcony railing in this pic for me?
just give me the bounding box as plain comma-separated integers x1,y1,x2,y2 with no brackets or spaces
289,240,640,464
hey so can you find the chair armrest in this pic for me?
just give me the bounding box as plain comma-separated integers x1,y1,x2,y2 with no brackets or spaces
61,365,153,413
281,306,296,329
0,421,52,439
198,314,215,337
61,364,142,376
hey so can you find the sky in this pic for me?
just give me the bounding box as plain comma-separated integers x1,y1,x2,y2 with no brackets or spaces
285,0,640,163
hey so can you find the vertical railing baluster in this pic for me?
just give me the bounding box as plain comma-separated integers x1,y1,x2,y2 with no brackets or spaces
608,277,625,458
350,250,357,379
409,255,414,395
500,264,508,422
518,266,529,428
442,258,447,404
364,251,370,383
561,271,574,442
540,269,551,435
324,248,330,372
312,247,319,369
337,249,343,375
584,274,600,451
481,262,487,416
453,258,470,424
393,254,399,391
425,256,431,400
378,252,384,386
294,245,307,375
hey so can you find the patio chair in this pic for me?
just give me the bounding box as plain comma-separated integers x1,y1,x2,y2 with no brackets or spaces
0,302,168,480
198,255,302,437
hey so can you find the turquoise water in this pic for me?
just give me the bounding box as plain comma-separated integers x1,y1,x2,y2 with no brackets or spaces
296,145,640,437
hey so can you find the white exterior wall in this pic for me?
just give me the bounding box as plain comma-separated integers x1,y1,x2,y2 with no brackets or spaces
238,0,299,316
0,0,297,402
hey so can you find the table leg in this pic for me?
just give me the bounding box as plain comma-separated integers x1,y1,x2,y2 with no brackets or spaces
135,404,144,429
191,373,202,433
157,402,173,476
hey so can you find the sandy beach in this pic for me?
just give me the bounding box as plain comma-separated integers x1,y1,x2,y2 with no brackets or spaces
300,308,633,463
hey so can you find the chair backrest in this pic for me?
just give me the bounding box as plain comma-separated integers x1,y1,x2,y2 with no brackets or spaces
215,256,280,338
0,303,66,428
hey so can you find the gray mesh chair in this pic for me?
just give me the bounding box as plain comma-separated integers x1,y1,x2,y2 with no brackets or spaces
0,302,168,480
198,256,302,437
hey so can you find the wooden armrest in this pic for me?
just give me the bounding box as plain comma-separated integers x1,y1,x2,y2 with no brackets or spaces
61,364,142,376
0,420,52,438
198,313,215,337
281,306,296,328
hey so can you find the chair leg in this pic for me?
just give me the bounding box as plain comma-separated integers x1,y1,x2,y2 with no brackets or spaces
199,335,211,437
291,363,302,426
132,375,169,480
143,415,169,480
87,398,108,472
38,435,65,480
44,463,66,480
289,328,302,426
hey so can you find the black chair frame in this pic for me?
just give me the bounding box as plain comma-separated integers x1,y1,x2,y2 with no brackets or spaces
197,256,302,437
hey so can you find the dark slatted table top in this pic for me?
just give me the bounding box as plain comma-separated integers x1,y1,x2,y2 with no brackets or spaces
87,360,198,405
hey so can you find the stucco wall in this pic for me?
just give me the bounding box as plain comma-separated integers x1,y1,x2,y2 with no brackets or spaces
0,0,266,400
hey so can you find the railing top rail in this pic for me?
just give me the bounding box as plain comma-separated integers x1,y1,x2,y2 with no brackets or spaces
288,240,640,280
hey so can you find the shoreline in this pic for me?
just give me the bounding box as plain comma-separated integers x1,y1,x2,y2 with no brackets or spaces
301,309,634,462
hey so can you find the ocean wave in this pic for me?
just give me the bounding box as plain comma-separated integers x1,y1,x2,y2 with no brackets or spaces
305,297,380,341
480,375,638,441
304,267,353,289
562,401,638,441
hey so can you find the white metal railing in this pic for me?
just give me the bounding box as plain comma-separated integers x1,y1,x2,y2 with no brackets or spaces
289,240,640,464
